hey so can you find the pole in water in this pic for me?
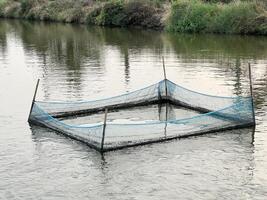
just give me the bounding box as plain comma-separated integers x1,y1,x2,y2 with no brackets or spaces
101,108,108,152
164,102,168,138
248,63,256,126
162,57,167,80
162,57,168,97
28,79,40,122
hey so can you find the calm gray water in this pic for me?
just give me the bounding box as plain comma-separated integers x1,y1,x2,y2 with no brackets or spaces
0,19,267,200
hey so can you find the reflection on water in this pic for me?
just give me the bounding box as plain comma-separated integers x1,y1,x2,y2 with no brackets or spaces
0,19,267,199
1,20,267,100
30,125,257,200
60,103,199,125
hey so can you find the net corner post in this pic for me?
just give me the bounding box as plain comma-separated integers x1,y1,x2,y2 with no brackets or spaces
248,63,256,126
100,108,108,152
28,79,40,122
162,56,168,98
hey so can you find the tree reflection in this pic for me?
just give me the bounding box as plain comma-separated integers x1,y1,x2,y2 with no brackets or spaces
0,20,8,58
0,20,266,105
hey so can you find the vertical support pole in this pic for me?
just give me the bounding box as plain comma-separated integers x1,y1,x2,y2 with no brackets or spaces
162,57,168,137
162,57,168,98
162,56,167,80
248,63,256,126
101,108,108,152
28,79,40,122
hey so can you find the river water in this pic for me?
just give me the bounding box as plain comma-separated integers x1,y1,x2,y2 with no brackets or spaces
0,19,267,200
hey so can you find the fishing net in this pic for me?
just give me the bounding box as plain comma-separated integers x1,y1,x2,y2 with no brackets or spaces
29,79,255,152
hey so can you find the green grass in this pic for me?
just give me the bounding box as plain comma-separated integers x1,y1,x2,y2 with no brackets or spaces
0,0,6,16
0,0,266,35
167,0,267,34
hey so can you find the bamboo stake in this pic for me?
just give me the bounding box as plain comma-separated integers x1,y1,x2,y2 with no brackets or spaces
248,63,256,125
162,57,168,98
101,108,108,152
162,57,167,80
162,57,168,137
28,79,40,122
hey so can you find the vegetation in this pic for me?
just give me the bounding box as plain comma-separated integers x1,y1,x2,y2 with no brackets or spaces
168,0,267,34
0,0,266,35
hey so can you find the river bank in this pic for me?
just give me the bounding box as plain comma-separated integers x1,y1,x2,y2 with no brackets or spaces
0,0,266,35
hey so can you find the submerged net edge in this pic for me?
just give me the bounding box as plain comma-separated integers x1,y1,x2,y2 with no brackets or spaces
29,117,254,153
29,119,103,151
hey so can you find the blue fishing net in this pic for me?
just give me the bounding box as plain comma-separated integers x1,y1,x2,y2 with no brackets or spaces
29,79,255,152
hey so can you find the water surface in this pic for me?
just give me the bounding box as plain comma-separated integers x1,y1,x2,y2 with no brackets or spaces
0,20,267,200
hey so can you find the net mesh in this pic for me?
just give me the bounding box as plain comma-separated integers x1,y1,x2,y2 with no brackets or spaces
29,79,255,152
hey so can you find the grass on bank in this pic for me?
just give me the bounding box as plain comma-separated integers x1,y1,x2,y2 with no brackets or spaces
168,0,267,34
0,0,266,35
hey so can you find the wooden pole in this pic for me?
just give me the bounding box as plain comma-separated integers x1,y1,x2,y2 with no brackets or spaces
162,57,167,80
162,57,168,98
248,63,256,125
101,108,108,152
28,79,40,122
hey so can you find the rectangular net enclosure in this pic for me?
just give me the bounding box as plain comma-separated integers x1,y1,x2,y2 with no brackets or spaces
28,78,256,153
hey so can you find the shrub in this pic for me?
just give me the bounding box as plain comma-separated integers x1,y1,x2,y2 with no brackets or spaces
2,1,21,18
20,0,33,15
212,2,258,34
124,0,161,28
168,0,218,33
86,0,163,28
86,1,127,26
